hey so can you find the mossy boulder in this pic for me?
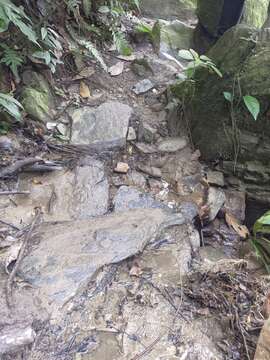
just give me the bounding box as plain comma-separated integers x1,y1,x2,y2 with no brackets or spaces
152,19,194,55
195,0,270,53
140,0,197,21
20,71,55,123
172,25,270,202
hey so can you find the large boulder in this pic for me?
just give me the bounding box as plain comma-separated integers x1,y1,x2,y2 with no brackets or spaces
19,208,184,311
195,0,270,52
171,25,270,202
140,0,197,21
152,19,194,55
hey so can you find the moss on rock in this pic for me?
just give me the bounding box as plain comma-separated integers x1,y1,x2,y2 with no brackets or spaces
21,71,55,123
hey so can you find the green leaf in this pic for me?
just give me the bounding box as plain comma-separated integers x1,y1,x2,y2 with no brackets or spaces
113,31,133,56
243,95,260,121
98,5,110,13
135,22,152,34
189,48,199,60
32,50,51,65
223,91,232,103
82,0,91,17
0,92,23,121
0,44,24,78
200,55,212,62
178,49,194,61
254,210,270,236
41,27,47,40
209,64,223,78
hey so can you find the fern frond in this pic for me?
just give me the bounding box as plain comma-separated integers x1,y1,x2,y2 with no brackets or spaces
82,0,91,18
0,44,24,78
0,0,38,45
0,92,23,121
66,23,107,71
113,31,132,56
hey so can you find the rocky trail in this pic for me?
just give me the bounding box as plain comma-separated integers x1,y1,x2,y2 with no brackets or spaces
0,2,270,360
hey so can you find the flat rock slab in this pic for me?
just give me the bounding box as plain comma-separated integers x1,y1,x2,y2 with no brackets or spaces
20,209,184,309
132,79,154,94
157,137,187,152
114,186,168,212
0,159,109,225
70,101,133,149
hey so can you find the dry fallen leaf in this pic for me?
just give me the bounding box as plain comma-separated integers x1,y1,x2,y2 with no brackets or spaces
262,291,270,319
225,212,250,239
80,81,91,98
108,61,124,76
74,67,95,80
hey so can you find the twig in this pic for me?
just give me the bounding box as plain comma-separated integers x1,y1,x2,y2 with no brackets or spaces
0,158,42,178
5,208,41,308
0,191,30,196
0,219,20,231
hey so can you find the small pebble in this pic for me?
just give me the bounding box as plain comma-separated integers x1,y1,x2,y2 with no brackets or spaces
114,162,130,174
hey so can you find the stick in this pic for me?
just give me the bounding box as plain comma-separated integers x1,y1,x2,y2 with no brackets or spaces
0,191,30,196
0,219,20,231
0,158,42,178
5,208,41,308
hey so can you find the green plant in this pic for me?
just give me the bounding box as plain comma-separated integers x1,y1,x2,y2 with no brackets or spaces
0,0,38,44
0,92,23,121
252,211,270,272
98,1,133,56
178,49,223,79
0,44,24,79
224,92,260,121
32,27,63,73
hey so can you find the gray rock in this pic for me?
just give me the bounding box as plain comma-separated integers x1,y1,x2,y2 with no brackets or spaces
208,187,226,221
0,326,35,354
140,0,197,21
126,170,147,189
135,142,157,154
206,170,225,187
114,186,168,212
138,123,157,143
224,190,246,222
132,79,154,95
127,126,136,141
20,208,184,309
137,164,162,178
152,20,194,56
157,137,187,152
179,201,199,222
70,101,133,149
0,159,109,225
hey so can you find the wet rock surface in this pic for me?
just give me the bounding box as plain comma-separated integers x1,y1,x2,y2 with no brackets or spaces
19,208,184,310
0,159,109,225
70,101,133,149
0,4,268,360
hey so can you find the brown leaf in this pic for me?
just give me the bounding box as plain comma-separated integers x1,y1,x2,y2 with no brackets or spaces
80,81,91,98
225,212,249,239
108,62,124,76
129,263,142,277
262,291,270,319
74,67,95,80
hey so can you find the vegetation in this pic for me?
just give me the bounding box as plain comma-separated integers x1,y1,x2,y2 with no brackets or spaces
0,0,140,124
252,211,270,272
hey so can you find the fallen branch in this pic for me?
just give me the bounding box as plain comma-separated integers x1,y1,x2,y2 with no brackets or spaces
0,158,42,178
0,191,30,196
5,208,41,308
